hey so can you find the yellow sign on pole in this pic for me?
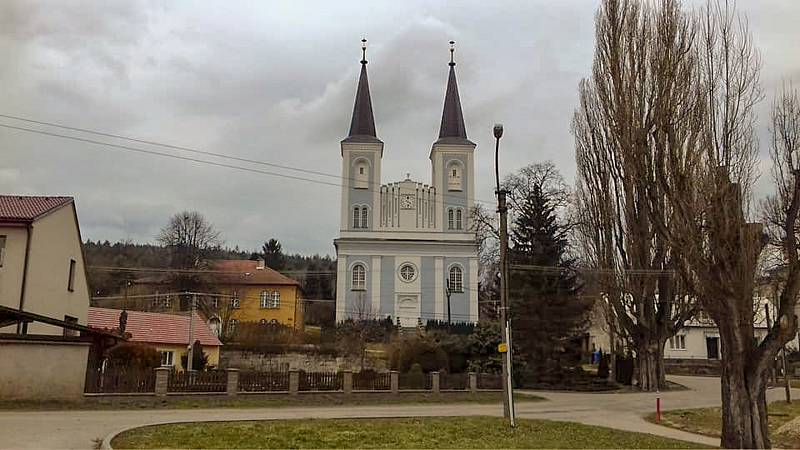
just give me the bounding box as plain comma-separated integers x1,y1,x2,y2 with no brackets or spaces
498,342,508,353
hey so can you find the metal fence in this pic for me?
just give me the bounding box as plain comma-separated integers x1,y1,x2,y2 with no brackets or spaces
299,371,343,391
85,366,155,393
477,373,503,390
440,372,468,390
168,370,227,392
353,371,391,390
398,371,432,390
238,370,290,392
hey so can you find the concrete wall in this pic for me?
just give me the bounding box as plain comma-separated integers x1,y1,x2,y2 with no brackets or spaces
0,338,89,400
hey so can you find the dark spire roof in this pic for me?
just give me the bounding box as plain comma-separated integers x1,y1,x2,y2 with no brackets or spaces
343,39,381,144
436,41,472,145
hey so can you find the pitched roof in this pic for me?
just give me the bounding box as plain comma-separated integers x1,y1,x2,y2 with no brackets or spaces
88,307,222,347
343,61,381,144
436,62,474,146
0,195,73,223
211,259,301,286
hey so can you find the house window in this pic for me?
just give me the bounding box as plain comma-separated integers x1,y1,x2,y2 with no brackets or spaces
160,351,174,367
455,209,463,230
448,266,464,293
67,259,76,292
271,291,281,308
211,296,219,309
259,319,267,326
361,207,369,229
353,207,361,228
260,291,269,309
447,209,454,230
231,291,240,309
669,335,686,350
0,235,5,267
228,319,238,335
352,264,366,290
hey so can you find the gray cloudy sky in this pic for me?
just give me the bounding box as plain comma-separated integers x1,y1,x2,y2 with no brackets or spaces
1,1,798,256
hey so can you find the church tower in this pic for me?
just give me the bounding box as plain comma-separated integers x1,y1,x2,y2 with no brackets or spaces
340,39,382,233
430,41,475,235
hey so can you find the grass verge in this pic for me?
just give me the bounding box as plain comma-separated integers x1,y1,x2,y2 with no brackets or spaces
111,416,709,449
645,400,800,448
0,391,541,411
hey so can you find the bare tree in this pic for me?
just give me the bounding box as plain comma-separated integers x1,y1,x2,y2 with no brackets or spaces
157,211,222,269
573,0,701,391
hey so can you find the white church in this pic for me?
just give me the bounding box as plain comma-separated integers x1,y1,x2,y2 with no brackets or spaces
334,42,479,326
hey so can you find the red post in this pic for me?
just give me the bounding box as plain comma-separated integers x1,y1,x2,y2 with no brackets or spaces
656,396,661,423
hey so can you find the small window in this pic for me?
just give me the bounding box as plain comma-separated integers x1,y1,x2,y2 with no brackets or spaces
361,207,369,229
399,264,416,282
359,167,365,175
63,315,78,337
67,259,76,292
231,291,240,309
448,164,462,191
447,209,454,230
160,351,174,367
0,235,6,267
211,296,219,309
260,291,269,309
354,162,369,189
353,207,361,228
259,319,267,326
455,209,463,230
352,264,366,290
448,266,464,293
228,319,238,335
668,335,686,350
271,291,281,308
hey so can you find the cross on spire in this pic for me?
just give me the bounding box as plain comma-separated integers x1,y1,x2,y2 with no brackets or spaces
344,38,380,143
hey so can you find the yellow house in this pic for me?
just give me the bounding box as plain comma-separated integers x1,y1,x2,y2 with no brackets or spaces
211,259,303,332
88,306,222,371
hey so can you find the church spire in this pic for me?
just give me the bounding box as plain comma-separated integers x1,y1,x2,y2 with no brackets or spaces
437,41,470,144
344,38,381,143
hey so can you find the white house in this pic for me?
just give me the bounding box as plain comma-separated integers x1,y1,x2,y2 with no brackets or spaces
334,42,479,326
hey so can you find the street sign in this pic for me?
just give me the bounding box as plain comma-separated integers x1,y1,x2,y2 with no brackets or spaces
498,342,508,353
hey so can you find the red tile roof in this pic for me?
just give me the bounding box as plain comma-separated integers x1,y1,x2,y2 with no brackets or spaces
212,260,301,286
87,307,222,347
0,195,73,223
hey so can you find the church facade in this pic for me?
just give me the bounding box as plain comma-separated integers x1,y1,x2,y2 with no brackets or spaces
334,43,479,326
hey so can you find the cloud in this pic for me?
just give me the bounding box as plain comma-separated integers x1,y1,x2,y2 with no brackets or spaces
0,0,798,255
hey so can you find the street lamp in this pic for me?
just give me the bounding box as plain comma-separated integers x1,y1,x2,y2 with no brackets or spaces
494,123,515,427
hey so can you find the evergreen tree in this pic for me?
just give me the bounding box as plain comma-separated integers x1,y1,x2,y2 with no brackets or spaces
261,238,285,270
506,163,591,385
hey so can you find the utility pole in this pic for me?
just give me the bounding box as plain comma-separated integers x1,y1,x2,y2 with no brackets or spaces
187,292,196,372
446,279,452,324
494,123,515,427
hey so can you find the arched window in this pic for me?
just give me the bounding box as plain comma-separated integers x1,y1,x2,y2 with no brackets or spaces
353,206,361,228
260,290,269,309
448,266,464,293
352,264,366,290
447,208,454,230
259,319,267,326
209,317,221,337
361,207,369,228
455,209,463,230
271,291,281,308
447,162,463,191
354,161,369,189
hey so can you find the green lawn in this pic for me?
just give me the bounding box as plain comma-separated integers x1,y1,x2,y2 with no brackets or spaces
111,417,708,449
0,392,540,411
646,401,800,449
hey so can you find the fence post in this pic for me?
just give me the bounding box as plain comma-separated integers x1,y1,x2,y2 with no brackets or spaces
289,369,300,395
431,371,440,393
390,370,399,394
343,370,353,394
155,367,169,397
226,368,239,396
469,372,478,393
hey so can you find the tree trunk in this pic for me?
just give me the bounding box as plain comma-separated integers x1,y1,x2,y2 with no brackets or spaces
636,338,666,391
719,324,771,449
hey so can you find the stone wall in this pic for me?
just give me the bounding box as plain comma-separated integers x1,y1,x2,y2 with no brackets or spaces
664,358,721,376
220,349,388,372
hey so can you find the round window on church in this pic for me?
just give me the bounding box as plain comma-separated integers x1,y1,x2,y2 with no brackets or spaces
398,263,417,283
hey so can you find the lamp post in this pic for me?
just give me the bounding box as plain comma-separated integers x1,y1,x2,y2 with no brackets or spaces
494,123,515,426
446,279,452,324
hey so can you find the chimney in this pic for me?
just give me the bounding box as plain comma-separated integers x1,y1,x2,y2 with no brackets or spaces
256,258,266,270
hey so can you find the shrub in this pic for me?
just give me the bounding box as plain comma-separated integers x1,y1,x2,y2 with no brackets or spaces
389,335,448,372
597,351,610,379
107,343,161,369
180,340,210,370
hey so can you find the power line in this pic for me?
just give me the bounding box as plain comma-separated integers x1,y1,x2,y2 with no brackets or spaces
0,115,496,206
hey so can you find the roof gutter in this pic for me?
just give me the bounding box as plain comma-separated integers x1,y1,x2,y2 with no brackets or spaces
16,223,33,334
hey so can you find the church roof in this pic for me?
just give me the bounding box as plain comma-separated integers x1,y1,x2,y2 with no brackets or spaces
343,54,381,144
436,52,473,146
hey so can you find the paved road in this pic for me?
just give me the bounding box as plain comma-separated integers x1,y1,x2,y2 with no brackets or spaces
0,375,792,449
